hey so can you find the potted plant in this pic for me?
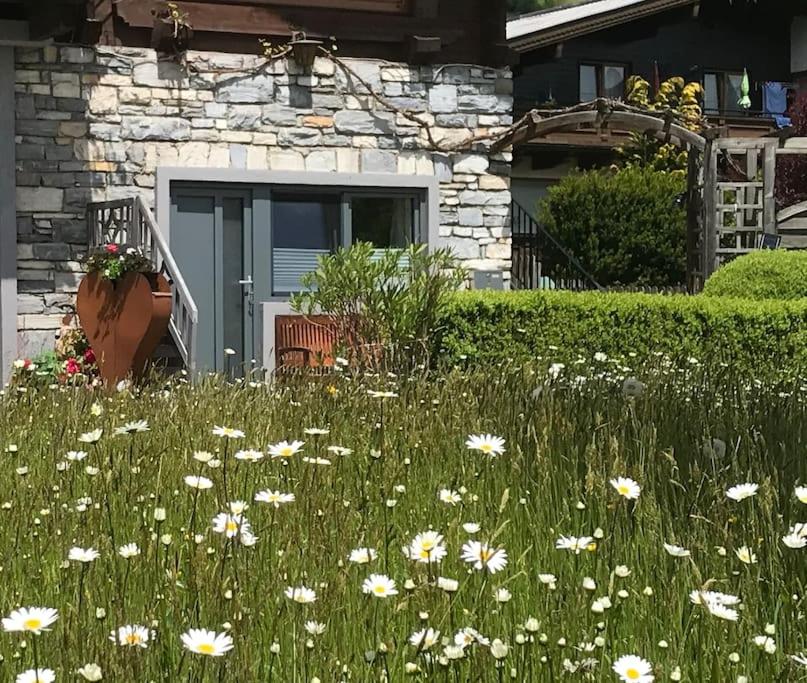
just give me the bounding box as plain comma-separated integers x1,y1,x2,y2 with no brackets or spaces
76,244,172,385
151,2,193,57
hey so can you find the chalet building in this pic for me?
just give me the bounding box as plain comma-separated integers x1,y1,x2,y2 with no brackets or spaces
507,0,806,215
0,0,513,380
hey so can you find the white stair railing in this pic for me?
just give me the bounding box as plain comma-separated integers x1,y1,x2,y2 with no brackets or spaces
87,197,198,370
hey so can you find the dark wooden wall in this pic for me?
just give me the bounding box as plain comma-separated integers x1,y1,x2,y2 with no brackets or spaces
514,4,792,114
67,0,509,66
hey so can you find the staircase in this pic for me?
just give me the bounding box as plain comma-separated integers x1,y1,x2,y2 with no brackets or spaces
511,200,602,291
87,197,198,371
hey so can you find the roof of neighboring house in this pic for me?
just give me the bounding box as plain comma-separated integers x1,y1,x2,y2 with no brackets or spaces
507,0,697,51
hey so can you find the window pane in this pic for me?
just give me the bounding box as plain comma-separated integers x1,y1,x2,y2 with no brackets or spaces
350,196,416,249
602,66,624,99
725,73,744,113
271,194,339,294
579,65,597,102
703,73,719,112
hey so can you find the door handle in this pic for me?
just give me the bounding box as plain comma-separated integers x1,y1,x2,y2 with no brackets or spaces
238,276,254,288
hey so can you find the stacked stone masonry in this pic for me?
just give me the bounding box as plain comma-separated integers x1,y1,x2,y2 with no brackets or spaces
14,46,513,355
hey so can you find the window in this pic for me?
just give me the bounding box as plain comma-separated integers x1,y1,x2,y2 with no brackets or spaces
703,71,745,114
271,190,422,294
579,63,626,102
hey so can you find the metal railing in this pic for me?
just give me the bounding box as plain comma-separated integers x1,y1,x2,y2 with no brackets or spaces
511,200,603,291
88,197,199,370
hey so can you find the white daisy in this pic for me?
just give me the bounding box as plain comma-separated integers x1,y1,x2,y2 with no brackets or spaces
254,490,295,508
404,531,447,564
184,475,213,490
409,628,441,651
460,540,508,573
726,483,758,502
612,654,654,682
556,535,595,554
118,543,141,559
16,669,56,683
610,477,641,500
268,440,304,458
348,547,377,564
663,543,690,558
68,547,100,563
284,586,317,604
181,628,234,656
362,574,398,598
211,426,245,439
465,434,506,457
110,624,151,648
2,607,59,634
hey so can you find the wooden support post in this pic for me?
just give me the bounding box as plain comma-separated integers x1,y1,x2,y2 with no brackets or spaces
703,138,718,278
763,142,777,233
686,146,703,292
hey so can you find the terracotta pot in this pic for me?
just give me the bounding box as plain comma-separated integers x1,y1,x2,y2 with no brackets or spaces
76,271,172,385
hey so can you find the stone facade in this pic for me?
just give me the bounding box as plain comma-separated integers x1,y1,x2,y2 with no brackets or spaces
13,46,513,356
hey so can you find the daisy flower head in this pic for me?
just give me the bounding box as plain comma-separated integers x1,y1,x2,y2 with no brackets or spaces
254,490,295,508
409,628,441,651
460,540,508,573
114,420,150,436
726,483,758,502
454,627,490,648
110,624,151,648
735,545,757,565
555,535,595,554
304,427,330,436
184,475,213,490
610,477,641,500
68,546,100,563
66,450,87,461
796,486,807,504
2,607,58,634
212,513,251,539
439,489,462,505
212,426,245,439
181,628,234,656
689,590,740,606
465,434,505,457
16,669,56,683
305,621,326,635
612,654,654,682
228,500,248,515
703,599,739,621
368,390,398,398
118,543,140,559
349,547,377,564
78,429,103,444
77,663,103,681
285,586,317,604
362,574,398,598
663,543,690,558
404,531,447,564
234,449,264,463
268,440,304,459
327,446,352,456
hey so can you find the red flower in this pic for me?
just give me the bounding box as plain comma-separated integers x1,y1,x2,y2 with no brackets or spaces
84,348,96,365
65,358,80,375
105,244,119,254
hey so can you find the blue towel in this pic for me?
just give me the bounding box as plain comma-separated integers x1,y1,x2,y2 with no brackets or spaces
774,114,792,129
763,81,788,115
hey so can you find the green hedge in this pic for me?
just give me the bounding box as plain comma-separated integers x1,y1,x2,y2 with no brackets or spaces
438,290,807,370
702,250,807,300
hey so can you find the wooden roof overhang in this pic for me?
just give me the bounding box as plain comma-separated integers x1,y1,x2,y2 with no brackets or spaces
507,0,697,53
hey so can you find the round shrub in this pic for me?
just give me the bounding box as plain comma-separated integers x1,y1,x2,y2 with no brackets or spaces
702,250,807,300
538,166,687,287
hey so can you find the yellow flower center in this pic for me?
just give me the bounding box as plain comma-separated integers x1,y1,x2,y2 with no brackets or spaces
626,668,641,680
280,447,293,456
24,618,42,630
374,585,386,595
126,633,141,645
198,642,215,655
480,548,493,562
226,521,238,533
480,443,493,453
586,542,597,552
618,485,630,496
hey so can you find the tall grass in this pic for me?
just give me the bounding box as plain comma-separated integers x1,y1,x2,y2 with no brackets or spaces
1,359,806,681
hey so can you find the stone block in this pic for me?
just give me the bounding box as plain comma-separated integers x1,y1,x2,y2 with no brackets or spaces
52,83,81,99
121,117,191,141
217,74,274,103
32,243,70,260
17,295,45,315
60,47,94,64
428,84,458,114
336,149,360,173
119,87,153,104
58,122,88,138
458,190,511,206
230,145,248,169
479,175,510,191
269,149,305,171
133,61,190,87
16,187,64,212
263,105,298,126
458,208,484,227
88,86,118,114
305,150,337,172
486,242,511,260
177,142,211,166
444,237,480,259
333,110,395,135
277,128,322,146
313,57,335,76
54,271,83,292
246,146,269,170
336,61,381,93
228,105,263,130
453,154,489,174
361,149,396,174
458,94,512,114
303,115,334,128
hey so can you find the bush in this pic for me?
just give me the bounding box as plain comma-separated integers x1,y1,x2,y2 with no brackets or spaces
702,250,807,300
538,167,687,286
291,242,465,372
438,290,807,372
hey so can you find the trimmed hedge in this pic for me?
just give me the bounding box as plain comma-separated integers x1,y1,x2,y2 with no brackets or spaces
702,250,807,300
438,290,807,370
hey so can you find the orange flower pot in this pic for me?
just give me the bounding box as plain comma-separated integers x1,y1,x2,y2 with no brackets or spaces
76,271,172,385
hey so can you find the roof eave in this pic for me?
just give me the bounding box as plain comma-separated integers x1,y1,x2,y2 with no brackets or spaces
507,0,697,52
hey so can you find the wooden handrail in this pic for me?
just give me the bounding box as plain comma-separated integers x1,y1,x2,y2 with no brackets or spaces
87,197,199,370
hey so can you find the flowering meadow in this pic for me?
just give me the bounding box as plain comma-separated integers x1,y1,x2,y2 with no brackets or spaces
2,359,807,682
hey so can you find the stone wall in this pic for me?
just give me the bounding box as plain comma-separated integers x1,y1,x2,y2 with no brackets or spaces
13,46,513,356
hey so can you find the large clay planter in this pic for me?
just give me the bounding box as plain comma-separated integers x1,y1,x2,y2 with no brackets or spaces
76,271,172,385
